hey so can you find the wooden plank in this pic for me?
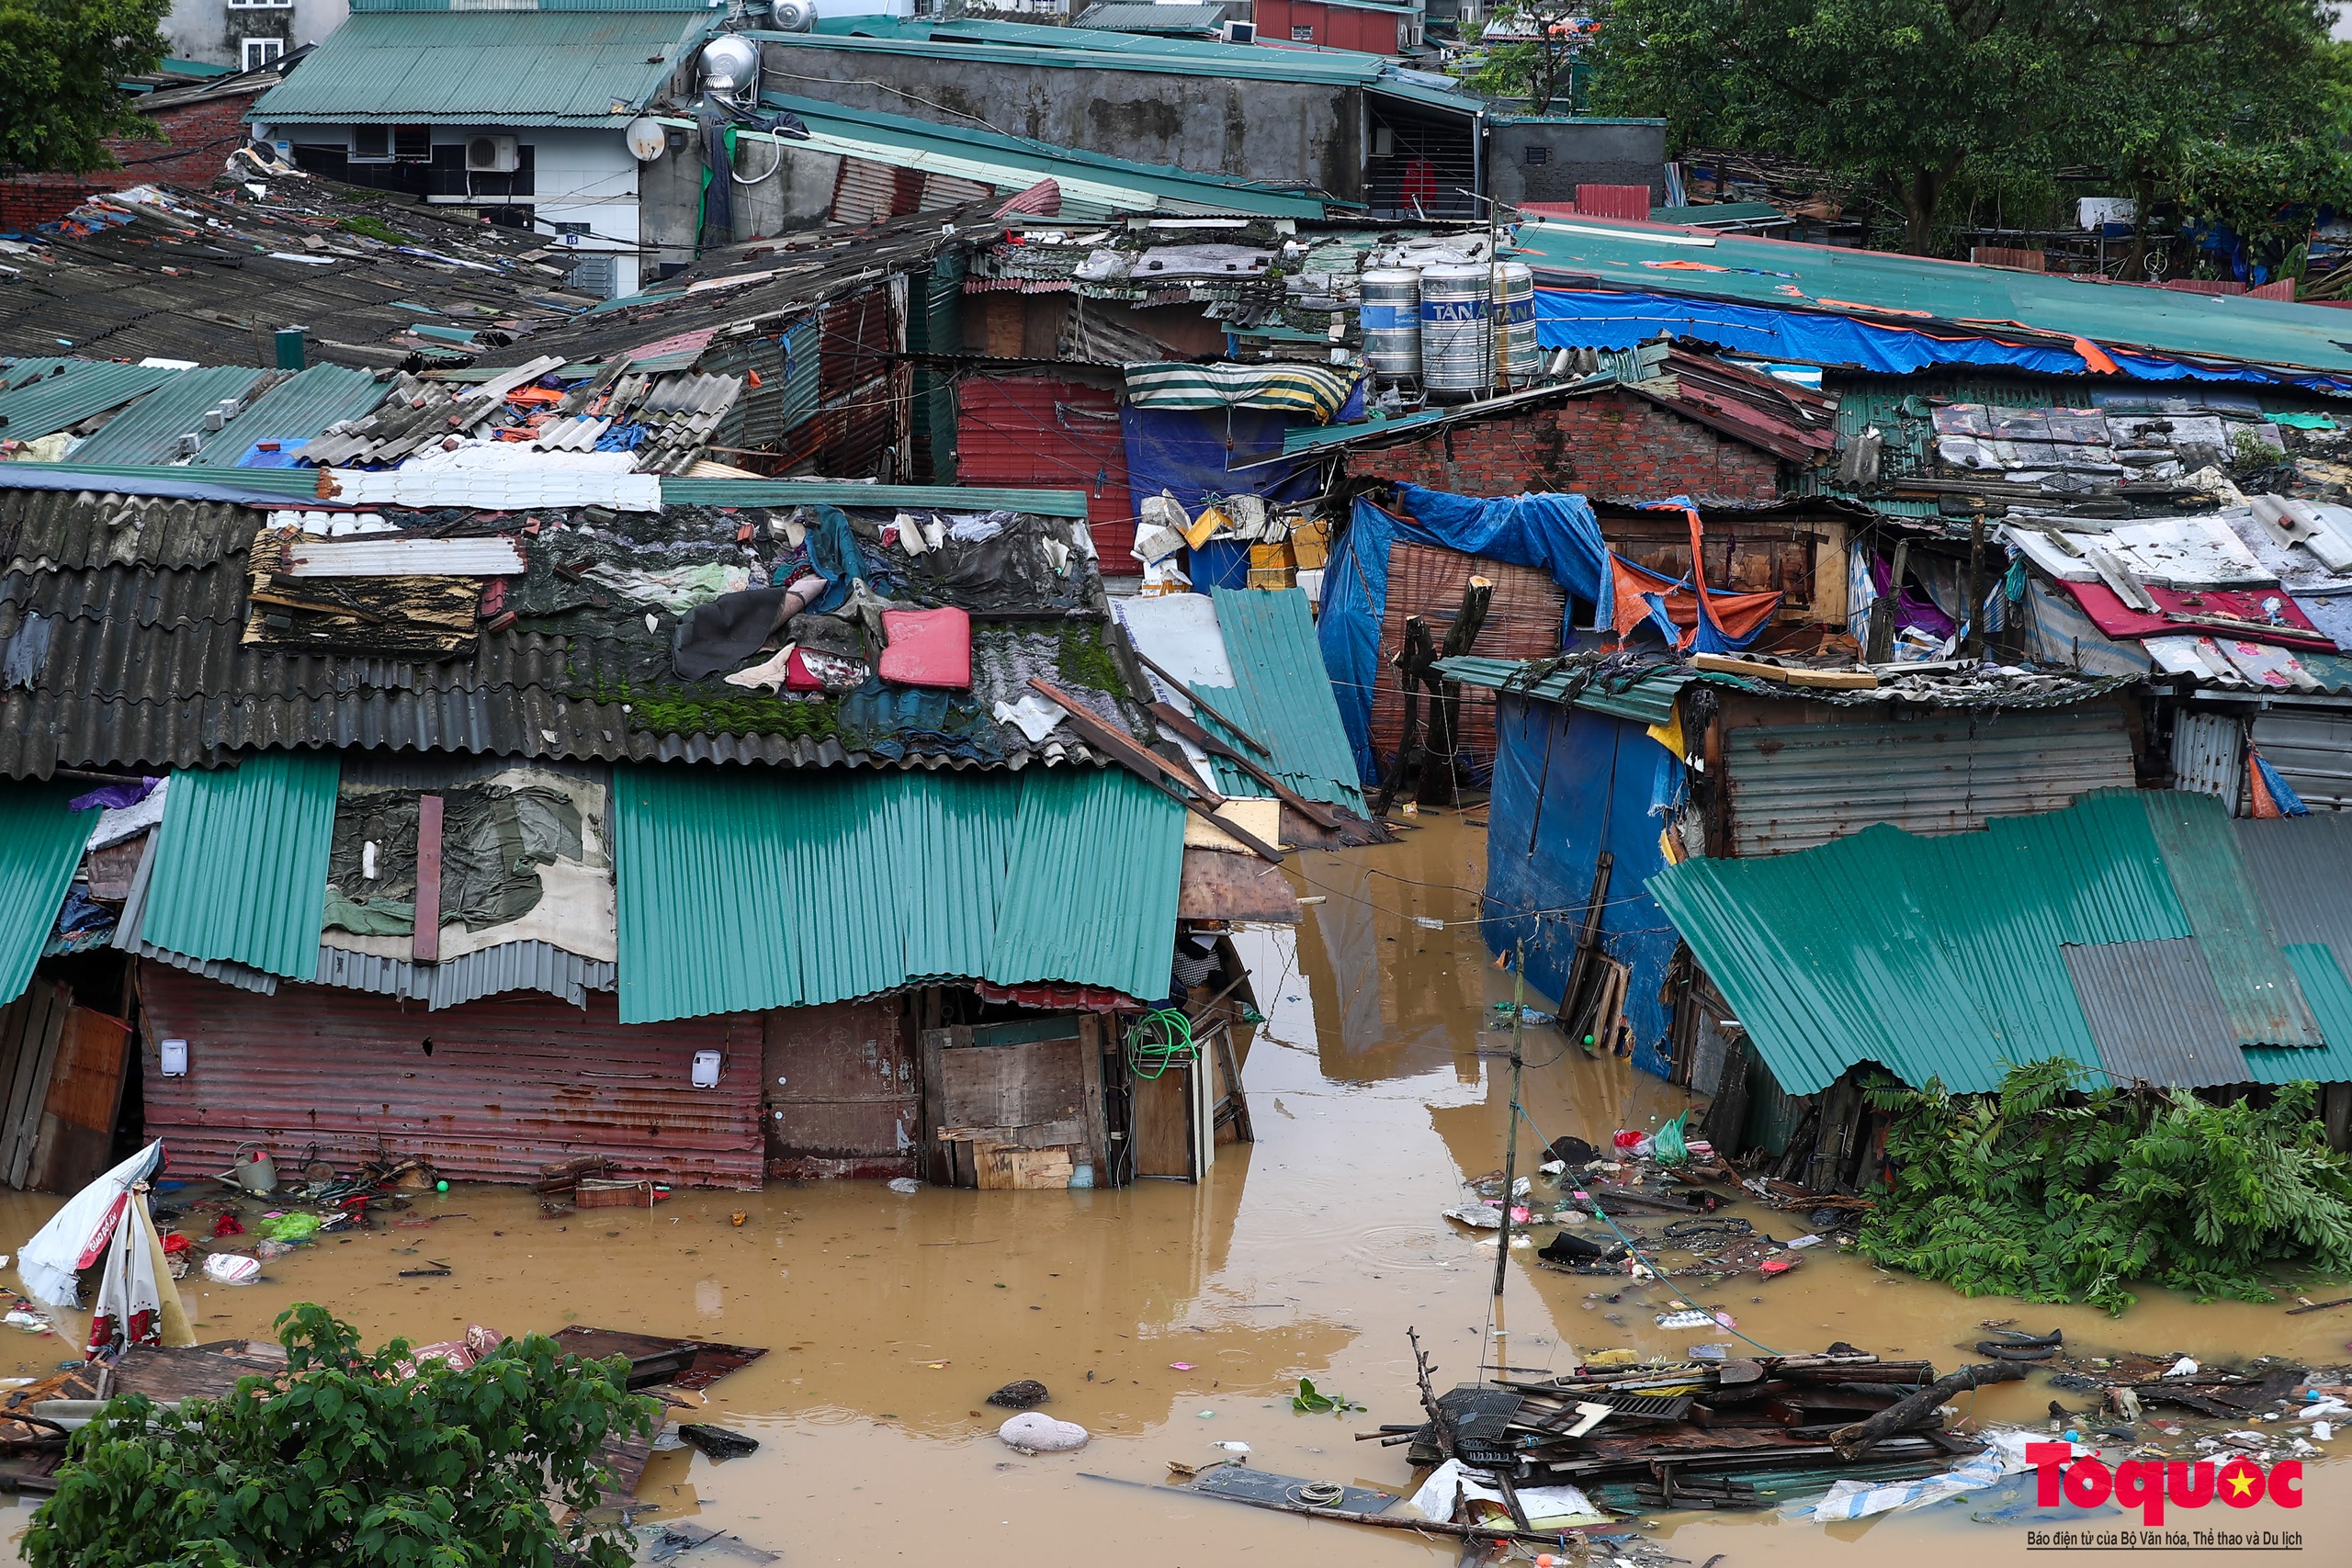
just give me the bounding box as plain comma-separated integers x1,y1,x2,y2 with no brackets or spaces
919,1025,956,1185
1690,653,1878,689
6,985,73,1190
1178,848,1302,923
1026,679,1225,806
1078,1015,1107,1180
413,794,444,964
1129,649,1271,758
1130,1062,1193,1179
1216,1027,1253,1144
937,1037,1085,1132
1146,700,1344,831
30,1007,131,1193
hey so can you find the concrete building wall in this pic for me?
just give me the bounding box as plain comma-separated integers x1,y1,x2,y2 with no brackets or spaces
755,43,1366,200
1487,118,1666,210
1344,390,1781,504
164,0,348,69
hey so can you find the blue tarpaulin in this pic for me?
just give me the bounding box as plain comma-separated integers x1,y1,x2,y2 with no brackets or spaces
1482,692,1682,1078
1319,484,1612,784
1532,288,2352,390
1120,404,1321,518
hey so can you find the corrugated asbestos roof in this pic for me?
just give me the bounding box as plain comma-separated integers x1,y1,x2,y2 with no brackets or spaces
1437,653,2139,720
188,367,394,466
250,9,707,125
1075,3,1227,30
658,479,1091,517
2060,938,2243,1089
0,361,184,441
754,93,1332,220
138,752,339,982
1204,587,1366,811
1517,219,2352,380
610,762,1182,1023
1650,788,2352,1096
0,783,96,1005
69,367,280,467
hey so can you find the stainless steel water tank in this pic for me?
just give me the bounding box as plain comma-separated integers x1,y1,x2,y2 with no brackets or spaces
1419,262,1492,397
1361,268,1421,381
1498,262,1538,386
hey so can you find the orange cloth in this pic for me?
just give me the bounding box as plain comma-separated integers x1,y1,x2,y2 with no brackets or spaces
2073,336,2120,375
2249,754,2285,819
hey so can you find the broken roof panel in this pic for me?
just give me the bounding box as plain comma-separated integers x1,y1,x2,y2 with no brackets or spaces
0,783,96,1005
0,360,184,442
187,367,394,467
69,367,280,467
138,751,340,983
2061,937,2245,1089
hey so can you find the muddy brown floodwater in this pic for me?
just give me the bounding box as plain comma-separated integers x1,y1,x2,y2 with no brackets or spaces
1,815,2346,1564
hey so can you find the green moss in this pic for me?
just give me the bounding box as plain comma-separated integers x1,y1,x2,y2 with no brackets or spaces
337,214,406,245
587,680,847,742
1056,623,1126,694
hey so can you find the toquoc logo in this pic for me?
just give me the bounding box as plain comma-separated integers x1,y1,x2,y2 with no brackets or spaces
2028,1445,2304,1526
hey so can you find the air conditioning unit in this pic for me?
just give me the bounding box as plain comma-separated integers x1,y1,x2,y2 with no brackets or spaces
1220,20,1256,43
466,134,519,175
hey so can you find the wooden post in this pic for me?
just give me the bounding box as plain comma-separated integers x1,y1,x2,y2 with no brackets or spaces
1420,577,1493,809
413,794,444,964
1491,941,1524,1299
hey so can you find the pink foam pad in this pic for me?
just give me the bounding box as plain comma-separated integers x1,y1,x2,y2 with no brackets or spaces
877,606,972,689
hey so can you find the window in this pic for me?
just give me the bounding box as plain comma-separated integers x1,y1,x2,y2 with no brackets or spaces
1291,24,1314,40
393,126,432,163
1523,145,1549,165
240,38,283,70
227,0,292,8
351,125,390,161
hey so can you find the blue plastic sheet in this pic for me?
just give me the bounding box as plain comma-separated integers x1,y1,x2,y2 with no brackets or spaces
1319,484,1612,783
1533,288,2352,391
1119,404,1320,517
1482,694,1681,1077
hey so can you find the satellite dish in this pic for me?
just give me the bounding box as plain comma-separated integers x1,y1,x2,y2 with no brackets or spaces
627,117,667,162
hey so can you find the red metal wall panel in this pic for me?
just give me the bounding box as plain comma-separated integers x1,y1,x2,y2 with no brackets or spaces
138,967,764,1190
1574,185,1655,222
1259,0,1403,52
955,374,1138,570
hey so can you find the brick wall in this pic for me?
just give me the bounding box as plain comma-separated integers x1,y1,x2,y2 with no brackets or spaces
0,92,260,231
1345,390,1784,505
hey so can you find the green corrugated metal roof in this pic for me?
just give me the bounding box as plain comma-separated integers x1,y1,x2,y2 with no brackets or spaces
2140,790,2323,1047
1648,791,2193,1096
1207,587,1367,811
0,784,96,1006
2252,945,2352,1084
611,762,1182,1024
250,9,708,126
140,753,339,982
1436,654,1713,726
0,361,184,441
0,461,327,497
755,92,1334,219
1651,202,1788,226
70,367,276,466
657,479,1091,517
188,366,391,467
1518,219,2352,379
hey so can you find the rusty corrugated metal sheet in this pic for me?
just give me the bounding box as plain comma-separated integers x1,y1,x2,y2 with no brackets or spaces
1370,541,1566,780
1724,704,2137,856
139,964,764,1188
955,375,1136,570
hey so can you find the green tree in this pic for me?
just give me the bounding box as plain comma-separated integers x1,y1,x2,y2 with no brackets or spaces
0,0,169,175
1466,1,1600,116
1589,0,2335,255
1859,1060,2352,1314
23,1304,656,1568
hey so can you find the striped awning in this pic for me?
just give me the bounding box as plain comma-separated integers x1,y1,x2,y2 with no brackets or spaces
1124,362,1360,421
